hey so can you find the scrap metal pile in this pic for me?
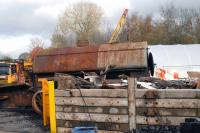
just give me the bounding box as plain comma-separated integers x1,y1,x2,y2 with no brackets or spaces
137,77,199,89
55,73,199,90
54,73,128,90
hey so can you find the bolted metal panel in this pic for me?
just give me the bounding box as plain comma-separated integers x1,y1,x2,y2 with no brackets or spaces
97,42,148,69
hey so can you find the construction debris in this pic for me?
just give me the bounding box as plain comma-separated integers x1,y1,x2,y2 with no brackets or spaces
187,71,200,79
55,73,98,89
55,73,130,89
126,125,179,133
197,79,200,89
132,118,200,133
55,73,199,90
138,77,198,89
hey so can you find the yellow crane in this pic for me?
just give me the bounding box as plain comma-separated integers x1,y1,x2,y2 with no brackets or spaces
108,9,128,44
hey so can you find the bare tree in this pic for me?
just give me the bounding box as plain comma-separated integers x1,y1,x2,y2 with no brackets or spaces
125,13,143,42
159,3,200,44
51,31,68,48
18,52,30,60
0,55,13,61
29,38,44,50
194,10,200,43
89,19,113,44
51,27,77,48
29,38,44,58
57,2,103,45
160,3,178,43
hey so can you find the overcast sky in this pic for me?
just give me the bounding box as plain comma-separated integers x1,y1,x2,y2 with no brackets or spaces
0,0,199,58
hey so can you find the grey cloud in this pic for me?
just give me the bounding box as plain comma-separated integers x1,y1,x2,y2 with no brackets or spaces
129,0,200,16
0,2,57,37
0,0,200,38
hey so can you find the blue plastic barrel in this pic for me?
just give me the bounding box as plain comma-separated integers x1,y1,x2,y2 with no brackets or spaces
72,127,97,133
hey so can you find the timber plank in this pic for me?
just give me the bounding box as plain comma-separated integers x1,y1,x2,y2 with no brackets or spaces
57,127,123,133
136,99,200,108
136,107,200,117
55,90,71,97
56,106,64,112
56,112,128,123
136,116,200,125
56,97,128,106
56,120,129,131
56,106,128,114
55,89,128,98
135,89,200,99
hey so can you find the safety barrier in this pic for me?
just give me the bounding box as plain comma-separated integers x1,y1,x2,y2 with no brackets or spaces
40,79,56,133
51,78,200,132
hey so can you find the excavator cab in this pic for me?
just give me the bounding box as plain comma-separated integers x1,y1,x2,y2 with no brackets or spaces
0,61,33,108
0,64,9,85
0,62,23,87
0,63,18,86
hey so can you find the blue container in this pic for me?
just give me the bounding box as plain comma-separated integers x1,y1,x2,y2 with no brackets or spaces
72,127,97,133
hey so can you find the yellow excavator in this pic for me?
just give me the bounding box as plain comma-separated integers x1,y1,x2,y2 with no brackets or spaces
0,45,44,109
0,59,33,108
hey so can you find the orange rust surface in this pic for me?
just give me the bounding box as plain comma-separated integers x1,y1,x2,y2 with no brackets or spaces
33,42,148,74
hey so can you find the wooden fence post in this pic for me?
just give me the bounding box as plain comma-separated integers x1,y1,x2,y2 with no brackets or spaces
128,78,136,130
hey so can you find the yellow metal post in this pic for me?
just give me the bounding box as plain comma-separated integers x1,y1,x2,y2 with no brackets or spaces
48,81,57,133
39,78,50,126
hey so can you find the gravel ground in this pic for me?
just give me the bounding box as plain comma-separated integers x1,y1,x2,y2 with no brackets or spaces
0,109,199,133
126,118,200,133
136,125,180,133
0,109,49,133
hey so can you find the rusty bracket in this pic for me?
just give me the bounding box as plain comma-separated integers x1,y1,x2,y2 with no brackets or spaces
0,96,9,101
145,108,158,116
144,90,159,99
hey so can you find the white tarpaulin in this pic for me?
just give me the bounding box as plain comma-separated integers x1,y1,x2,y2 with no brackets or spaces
149,44,200,74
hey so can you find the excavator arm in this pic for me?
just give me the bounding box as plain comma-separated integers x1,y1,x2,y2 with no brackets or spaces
108,9,128,44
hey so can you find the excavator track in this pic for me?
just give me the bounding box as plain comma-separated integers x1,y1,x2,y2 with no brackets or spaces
0,84,33,109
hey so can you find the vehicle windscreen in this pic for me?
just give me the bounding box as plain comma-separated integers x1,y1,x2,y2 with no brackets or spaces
0,66,9,75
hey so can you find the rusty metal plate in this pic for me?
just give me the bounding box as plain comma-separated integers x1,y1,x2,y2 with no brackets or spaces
97,42,148,69
33,46,99,73
33,42,148,74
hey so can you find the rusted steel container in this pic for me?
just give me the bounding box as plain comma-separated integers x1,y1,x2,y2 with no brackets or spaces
33,42,148,74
